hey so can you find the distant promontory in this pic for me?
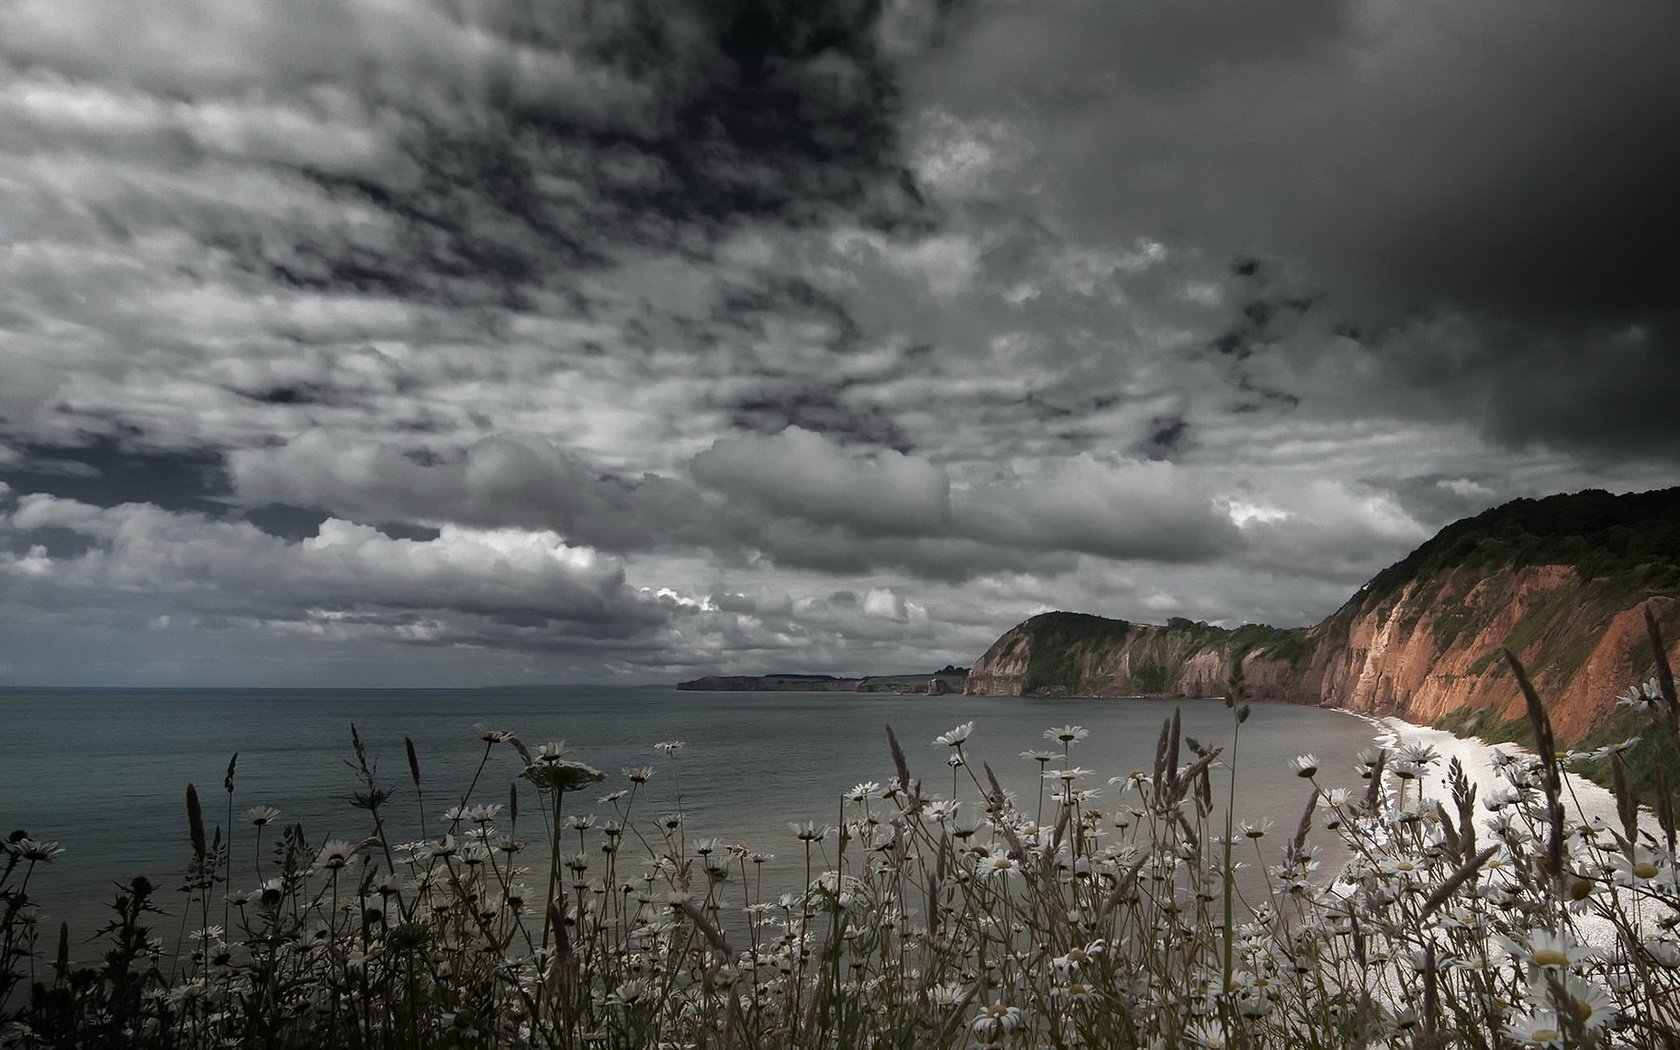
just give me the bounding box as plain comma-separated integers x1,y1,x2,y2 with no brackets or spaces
677,667,969,695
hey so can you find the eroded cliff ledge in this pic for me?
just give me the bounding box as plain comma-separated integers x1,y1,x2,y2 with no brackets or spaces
966,487,1680,750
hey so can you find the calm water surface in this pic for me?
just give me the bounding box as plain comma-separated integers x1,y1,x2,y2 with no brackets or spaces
1,687,1382,952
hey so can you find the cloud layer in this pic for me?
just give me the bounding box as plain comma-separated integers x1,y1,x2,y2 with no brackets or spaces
1,0,1675,684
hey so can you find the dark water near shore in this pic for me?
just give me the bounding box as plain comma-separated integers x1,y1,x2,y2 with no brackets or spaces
1,686,1382,954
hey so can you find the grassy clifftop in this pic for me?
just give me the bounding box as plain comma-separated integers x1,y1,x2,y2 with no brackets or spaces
979,611,1316,698
1360,487,1680,610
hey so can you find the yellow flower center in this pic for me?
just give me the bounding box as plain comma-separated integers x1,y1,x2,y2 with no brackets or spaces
1531,948,1570,967
1066,948,1087,963
1569,879,1594,900
1633,862,1660,880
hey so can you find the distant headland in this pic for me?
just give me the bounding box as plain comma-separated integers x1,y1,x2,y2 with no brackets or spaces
677,666,969,695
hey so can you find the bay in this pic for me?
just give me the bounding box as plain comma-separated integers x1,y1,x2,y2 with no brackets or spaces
0,686,1383,957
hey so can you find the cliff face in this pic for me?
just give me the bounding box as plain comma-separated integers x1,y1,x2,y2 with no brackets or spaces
966,487,1680,749
964,613,1324,701
1304,568,1680,744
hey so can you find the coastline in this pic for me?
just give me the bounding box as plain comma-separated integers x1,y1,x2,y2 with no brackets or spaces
1370,713,1659,837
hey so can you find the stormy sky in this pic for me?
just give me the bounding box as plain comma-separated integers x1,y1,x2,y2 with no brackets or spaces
2,0,1676,686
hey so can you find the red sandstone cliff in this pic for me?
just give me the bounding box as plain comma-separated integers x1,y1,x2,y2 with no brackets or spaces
965,487,1680,749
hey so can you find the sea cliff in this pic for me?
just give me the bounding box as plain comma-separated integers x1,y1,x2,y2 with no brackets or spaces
966,487,1680,749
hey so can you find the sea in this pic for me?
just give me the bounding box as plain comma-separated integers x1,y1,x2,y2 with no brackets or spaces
0,686,1387,958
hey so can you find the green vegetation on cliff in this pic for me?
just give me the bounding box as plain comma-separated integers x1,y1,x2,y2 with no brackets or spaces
1019,612,1132,694
1011,612,1314,697
1365,487,1680,607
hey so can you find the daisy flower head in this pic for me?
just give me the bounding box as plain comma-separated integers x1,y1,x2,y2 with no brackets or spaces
789,820,832,842
1053,787,1102,806
1045,725,1089,745
1290,753,1319,778
926,799,961,822
1504,1010,1565,1048
243,805,281,827
971,1002,1023,1040
1638,930,1680,968
472,724,515,744
1396,742,1441,767
1045,766,1094,782
1616,678,1663,713
1021,748,1060,764
845,781,880,802
655,740,685,756
1543,975,1617,1032
315,838,358,871
933,721,975,748
608,978,654,1008
1052,939,1105,972
531,741,568,765
1109,770,1153,793
929,983,967,1008
521,760,606,794
1608,843,1667,886
1377,852,1426,883
7,838,65,863
1507,929,1594,971
1053,980,1097,1003
1483,785,1522,811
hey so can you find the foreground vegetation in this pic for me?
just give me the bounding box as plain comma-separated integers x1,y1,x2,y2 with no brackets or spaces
4,622,1679,1048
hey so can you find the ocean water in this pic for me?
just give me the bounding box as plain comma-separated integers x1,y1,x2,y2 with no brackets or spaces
0,686,1384,954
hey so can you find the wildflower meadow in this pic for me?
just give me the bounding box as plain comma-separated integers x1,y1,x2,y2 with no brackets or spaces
3,617,1679,1048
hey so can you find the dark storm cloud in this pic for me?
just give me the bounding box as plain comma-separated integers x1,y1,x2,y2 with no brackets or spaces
691,426,950,536
9,0,1677,688
747,522,1075,583
693,427,1243,568
0,0,968,479
1,494,664,629
227,432,701,554
9,438,228,514
926,0,1680,458
1137,414,1188,461
1383,472,1506,533
213,0,948,309
728,385,912,450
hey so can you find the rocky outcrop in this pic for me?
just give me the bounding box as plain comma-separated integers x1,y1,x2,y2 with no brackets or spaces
964,613,1321,701
966,487,1680,749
